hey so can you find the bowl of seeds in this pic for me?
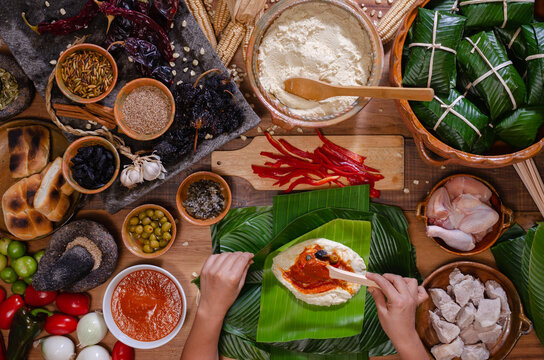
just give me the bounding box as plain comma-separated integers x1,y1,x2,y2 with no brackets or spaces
114,78,175,141
176,171,232,226
56,43,118,104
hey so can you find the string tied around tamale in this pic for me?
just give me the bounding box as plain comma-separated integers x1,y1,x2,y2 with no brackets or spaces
433,95,482,136
465,36,517,110
458,0,535,28
408,11,457,88
526,54,544,61
508,27,521,49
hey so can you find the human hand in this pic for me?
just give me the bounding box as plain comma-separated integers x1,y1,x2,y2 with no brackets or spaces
366,273,428,353
199,252,254,319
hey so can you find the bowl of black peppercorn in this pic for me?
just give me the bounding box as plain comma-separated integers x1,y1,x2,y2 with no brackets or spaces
62,136,120,194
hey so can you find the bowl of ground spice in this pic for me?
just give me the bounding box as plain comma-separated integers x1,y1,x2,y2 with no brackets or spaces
114,78,175,141
62,136,120,194
56,43,118,104
176,171,232,226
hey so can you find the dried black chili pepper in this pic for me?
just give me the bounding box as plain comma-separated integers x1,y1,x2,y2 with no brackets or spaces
134,0,150,15
22,0,99,35
95,0,174,61
105,0,135,45
150,0,179,30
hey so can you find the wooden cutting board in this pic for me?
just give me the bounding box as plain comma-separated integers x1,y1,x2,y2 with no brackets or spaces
211,135,404,191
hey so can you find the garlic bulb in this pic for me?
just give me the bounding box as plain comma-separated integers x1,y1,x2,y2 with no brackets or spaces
120,163,143,188
141,154,167,181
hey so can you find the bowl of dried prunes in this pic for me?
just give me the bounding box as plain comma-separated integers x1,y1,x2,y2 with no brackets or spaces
62,136,120,194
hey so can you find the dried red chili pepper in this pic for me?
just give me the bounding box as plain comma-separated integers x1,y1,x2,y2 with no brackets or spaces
151,0,179,30
22,0,99,35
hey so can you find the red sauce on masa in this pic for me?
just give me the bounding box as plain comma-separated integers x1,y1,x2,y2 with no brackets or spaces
282,244,355,294
111,269,182,342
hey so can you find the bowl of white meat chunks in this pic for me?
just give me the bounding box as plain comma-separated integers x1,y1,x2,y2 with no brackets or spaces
416,262,532,360
416,175,514,256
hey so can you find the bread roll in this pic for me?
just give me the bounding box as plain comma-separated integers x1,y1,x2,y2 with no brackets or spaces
34,157,71,222
2,174,53,240
8,126,50,178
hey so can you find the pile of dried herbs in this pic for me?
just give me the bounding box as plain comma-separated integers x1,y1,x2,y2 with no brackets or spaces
0,68,18,110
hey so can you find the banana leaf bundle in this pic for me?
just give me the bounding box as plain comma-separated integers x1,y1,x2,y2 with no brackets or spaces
495,107,544,148
411,89,490,152
426,0,460,13
458,0,534,31
495,26,528,74
471,124,496,153
403,8,466,94
522,23,544,105
457,31,526,121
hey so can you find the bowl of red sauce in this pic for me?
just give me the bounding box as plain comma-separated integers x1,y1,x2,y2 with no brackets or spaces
103,264,186,349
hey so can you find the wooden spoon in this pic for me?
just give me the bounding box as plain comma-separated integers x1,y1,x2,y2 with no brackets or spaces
284,77,435,102
327,266,380,289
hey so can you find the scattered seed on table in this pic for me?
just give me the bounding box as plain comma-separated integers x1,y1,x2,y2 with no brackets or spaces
413,180,420,185
182,20,187,27
172,70,177,76
169,61,176,67
297,127,303,133
192,272,198,278
176,80,183,85
60,8,66,15
193,59,199,66
257,126,262,133
240,135,247,141
200,48,205,55
190,70,196,76
403,188,410,194
182,242,189,246
378,10,383,18
184,46,190,52
370,9,376,16
45,0,50,6
205,133,213,139
183,67,188,73
49,59,57,65
173,52,180,58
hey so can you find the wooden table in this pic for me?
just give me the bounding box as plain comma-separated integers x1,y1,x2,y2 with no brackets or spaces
2,1,544,358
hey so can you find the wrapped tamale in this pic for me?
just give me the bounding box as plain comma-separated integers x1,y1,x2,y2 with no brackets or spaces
471,124,496,154
495,27,527,65
522,23,544,105
458,0,533,31
403,8,466,94
426,0,460,14
495,107,544,148
411,89,490,152
457,31,526,121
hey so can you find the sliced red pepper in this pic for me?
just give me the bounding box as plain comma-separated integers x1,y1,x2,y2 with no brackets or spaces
278,139,315,160
285,175,340,193
316,129,367,163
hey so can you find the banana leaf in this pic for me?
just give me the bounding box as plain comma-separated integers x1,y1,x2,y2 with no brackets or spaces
257,219,373,342
457,31,527,121
270,348,369,360
220,332,271,360
456,67,488,112
522,23,544,105
458,0,533,31
471,124,496,154
403,8,466,94
494,107,544,148
528,223,544,344
426,0,460,13
272,185,370,235
495,26,528,74
410,88,490,152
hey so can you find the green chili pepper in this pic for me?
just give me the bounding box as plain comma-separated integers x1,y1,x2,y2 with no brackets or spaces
7,307,52,360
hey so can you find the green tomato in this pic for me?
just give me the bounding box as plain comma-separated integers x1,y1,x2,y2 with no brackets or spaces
11,280,27,295
7,241,25,259
12,256,37,278
0,254,6,272
33,250,45,263
0,237,12,256
0,267,17,284
23,275,34,285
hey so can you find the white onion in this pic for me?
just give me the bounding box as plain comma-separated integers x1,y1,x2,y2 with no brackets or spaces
40,336,76,360
76,345,111,360
77,312,108,347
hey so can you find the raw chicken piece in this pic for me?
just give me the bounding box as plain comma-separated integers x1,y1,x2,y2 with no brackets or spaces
475,299,501,328
430,288,461,322
428,187,453,220
460,325,480,345
485,280,510,316
477,324,503,348
431,337,464,360
445,176,492,202
430,310,460,344
461,343,490,360
457,303,476,329
450,268,472,286
453,278,484,307
447,285,454,297
427,226,476,252
452,194,499,235
471,280,485,306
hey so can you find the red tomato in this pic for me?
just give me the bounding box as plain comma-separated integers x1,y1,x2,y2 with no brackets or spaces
113,341,134,360
24,285,57,307
0,287,5,304
55,292,90,316
44,313,78,335
0,295,24,329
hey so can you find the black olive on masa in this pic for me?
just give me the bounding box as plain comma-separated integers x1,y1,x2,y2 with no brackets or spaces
315,250,328,260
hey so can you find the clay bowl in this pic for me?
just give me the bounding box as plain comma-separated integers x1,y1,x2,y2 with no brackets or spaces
113,78,175,141
176,171,231,226
246,0,384,130
389,0,544,168
62,136,120,194
121,204,177,259
417,261,532,360
415,174,514,256
55,43,118,104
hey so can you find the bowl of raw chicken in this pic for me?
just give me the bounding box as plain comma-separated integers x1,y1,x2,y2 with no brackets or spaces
416,175,514,256
416,261,532,360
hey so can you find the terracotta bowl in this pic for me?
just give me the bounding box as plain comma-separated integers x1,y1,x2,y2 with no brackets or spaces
416,174,514,256
176,171,231,226
417,261,533,360
246,0,384,130
389,0,544,168
121,204,177,259
62,136,120,194
113,78,175,141
55,43,118,104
